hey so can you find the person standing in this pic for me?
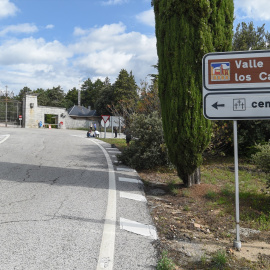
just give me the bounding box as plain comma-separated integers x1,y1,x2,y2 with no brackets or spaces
113,127,117,138
125,129,131,147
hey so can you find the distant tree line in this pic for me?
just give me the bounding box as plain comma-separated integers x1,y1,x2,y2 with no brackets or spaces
13,69,144,116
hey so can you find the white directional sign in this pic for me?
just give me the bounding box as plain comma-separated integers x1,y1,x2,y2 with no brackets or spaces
203,50,270,120
204,91,270,120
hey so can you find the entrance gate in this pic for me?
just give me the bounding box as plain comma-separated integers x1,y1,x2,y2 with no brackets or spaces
0,100,22,127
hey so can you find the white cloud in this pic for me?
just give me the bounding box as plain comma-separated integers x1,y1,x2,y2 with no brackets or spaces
0,0,19,19
0,22,157,94
0,37,72,65
45,24,54,29
73,27,89,36
234,0,270,20
136,9,155,27
0,23,38,36
71,22,157,81
75,49,133,75
101,0,129,6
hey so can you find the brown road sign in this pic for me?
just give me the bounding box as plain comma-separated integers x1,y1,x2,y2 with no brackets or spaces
202,50,270,120
203,50,270,91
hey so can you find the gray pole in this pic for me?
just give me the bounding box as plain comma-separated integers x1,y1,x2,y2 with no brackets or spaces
233,120,241,250
5,99,7,127
5,86,8,127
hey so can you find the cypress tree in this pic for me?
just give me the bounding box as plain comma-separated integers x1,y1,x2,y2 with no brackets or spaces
152,0,234,186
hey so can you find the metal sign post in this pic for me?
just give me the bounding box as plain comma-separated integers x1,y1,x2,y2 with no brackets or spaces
19,115,22,128
233,120,241,250
101,119,110,138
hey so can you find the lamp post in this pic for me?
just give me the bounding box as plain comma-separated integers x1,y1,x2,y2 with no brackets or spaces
0,86,14,127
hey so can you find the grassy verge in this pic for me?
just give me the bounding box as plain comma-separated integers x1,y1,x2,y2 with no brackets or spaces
201,157,270,231
97,138,127,151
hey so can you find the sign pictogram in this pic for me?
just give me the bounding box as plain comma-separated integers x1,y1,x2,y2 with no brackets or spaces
101,115,110,123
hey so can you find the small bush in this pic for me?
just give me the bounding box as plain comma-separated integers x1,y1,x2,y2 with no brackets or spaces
118,112,170,170
205,190,218,200
157,251,175,270
211,250,227,269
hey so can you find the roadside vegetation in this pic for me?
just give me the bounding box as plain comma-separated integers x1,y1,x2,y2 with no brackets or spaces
100,137,270,269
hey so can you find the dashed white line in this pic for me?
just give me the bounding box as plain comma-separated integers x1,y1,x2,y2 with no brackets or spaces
118,177,142,184
120,192,147,202
117,167,136,172
108,151,121,154
120,218,158,240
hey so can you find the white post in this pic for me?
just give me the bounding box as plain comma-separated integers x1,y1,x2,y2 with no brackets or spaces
233,120,241,250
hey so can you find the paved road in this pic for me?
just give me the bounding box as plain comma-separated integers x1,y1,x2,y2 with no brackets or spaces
0,128,157,269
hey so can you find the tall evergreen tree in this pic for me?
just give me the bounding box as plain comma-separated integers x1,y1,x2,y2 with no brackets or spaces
95,82,114,115
65,87,78,108
46,86,66,107
33,88,49,106
81,78,93,108
81,78,104,109
113,69,138,112
152,0,234,186
233,22,270,51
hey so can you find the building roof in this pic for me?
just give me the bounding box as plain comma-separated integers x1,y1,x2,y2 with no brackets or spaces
67,105,99,117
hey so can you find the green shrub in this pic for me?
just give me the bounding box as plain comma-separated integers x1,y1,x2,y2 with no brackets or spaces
118,112,170,170
157,251,175,270
211,250,227,269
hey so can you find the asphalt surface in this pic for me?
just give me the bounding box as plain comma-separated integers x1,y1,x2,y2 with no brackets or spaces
0,128,157,270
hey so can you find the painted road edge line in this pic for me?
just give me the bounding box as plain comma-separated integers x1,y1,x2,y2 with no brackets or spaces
91,140,116,270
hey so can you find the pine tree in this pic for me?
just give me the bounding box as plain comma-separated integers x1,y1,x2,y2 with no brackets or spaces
113,69,138,115
152,0,234,186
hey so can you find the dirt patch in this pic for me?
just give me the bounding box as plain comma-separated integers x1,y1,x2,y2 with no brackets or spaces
139,171,270,269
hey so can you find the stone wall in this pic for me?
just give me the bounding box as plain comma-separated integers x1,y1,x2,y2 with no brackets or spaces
22,95,100,129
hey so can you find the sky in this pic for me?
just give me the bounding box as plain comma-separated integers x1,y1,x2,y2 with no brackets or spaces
0,0,270,95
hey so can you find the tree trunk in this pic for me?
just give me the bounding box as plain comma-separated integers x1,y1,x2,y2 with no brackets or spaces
186,167,200,188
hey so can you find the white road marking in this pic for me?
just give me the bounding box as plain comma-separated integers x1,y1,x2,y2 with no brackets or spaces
119,177,142,184
120,192,147,202
120,218,158,240
117,167,136,172
0,134,10,144
91,140,116,270
108,150,121,154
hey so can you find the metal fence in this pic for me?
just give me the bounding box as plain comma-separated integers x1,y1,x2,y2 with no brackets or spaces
0,100,22,127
